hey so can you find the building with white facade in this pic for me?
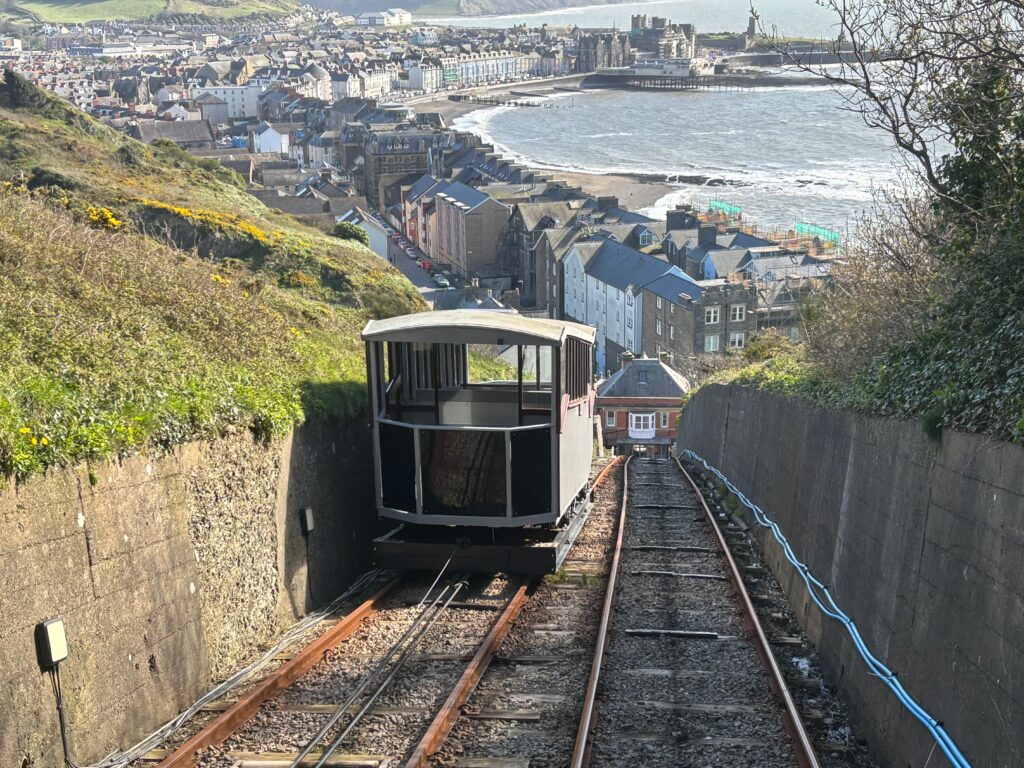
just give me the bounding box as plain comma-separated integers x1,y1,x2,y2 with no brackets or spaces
250,121,289,154
194,83,264,119
407,60,443,92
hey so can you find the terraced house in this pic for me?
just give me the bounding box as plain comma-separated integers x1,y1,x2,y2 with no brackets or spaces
562,238,757,374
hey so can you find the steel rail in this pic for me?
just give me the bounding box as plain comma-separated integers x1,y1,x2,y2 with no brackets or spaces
404,458,623,768
569,455,631,768
313,579,469,767
288,580,466,768
674,457,821,768
404,579,533,768
155,578,401,768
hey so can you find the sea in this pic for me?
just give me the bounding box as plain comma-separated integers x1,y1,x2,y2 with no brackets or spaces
436,0,899,230
427,0,842,40
452,80,901,231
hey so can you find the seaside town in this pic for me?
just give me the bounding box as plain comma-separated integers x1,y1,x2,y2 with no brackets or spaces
0,6,838,382
2,1,1020,767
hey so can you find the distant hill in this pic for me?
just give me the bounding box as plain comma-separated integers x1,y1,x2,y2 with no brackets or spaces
309,0,645,17
9,0,298,23
0,70,423,481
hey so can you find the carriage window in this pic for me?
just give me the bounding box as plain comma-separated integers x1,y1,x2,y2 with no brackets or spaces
518,345,553,388
564,337,592,402
467,344,517,384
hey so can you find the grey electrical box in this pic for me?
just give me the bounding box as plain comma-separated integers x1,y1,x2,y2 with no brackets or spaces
35,618,68,669
300,507,315,536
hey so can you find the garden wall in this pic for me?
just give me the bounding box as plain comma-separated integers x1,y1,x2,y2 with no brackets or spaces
1,419,377,768
677,384,1023,768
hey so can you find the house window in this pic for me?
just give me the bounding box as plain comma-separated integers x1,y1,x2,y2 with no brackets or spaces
669,325,674,340
705,334,720,353
638,370,648,383
626,316,632,329
705,306,720,324
730,304,746,322
656,318,662,335
606,410,616,427
729,331,746,349
639,230,653,246
630,413,654,430
660,412,669,428
626,293,633,306
656,296,663,309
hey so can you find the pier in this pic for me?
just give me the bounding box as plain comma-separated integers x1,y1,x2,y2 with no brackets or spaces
584,71,830,92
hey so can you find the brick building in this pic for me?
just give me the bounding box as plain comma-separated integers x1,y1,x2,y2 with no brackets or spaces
596,354,690,458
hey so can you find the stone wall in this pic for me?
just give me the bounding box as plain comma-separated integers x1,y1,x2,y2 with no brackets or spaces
1,419,377,768
677,384,1023,768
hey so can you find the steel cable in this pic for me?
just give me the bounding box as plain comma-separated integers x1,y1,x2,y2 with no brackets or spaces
680,450,971,768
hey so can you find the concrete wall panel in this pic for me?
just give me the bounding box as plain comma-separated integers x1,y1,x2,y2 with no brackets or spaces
677,384,1024,768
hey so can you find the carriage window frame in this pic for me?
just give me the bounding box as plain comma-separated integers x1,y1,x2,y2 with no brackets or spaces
564,336,592,404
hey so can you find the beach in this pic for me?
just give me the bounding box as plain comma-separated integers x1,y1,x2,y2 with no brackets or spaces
412,89,678,210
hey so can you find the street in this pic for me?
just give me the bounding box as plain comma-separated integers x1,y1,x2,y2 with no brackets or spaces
387,235,441,308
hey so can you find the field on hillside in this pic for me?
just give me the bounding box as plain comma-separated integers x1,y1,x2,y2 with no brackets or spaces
13,0,295,22
0,71,424,481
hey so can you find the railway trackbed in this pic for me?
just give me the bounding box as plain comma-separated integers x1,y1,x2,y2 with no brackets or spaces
568,455,820,768
133,455,868,768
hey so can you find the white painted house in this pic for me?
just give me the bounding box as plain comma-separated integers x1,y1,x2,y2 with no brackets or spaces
563,239,686,374
194,83,264,120
250,121,289,154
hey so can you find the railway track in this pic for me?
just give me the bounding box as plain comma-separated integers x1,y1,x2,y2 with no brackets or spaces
140,461,620,768
570,455,820,768
138,455,830,768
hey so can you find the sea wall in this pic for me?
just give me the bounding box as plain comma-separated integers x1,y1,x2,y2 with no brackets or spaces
677,384,1023,768
1,419,377,768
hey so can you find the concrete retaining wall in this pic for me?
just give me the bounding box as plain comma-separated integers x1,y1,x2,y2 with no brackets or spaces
1,419,377,768
677,384,1023,768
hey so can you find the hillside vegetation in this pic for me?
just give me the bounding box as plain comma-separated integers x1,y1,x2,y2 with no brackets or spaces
0,70,424,481
8,0,296,23
708,3,1024,447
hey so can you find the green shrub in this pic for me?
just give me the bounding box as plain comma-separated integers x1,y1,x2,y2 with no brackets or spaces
333,221,370,247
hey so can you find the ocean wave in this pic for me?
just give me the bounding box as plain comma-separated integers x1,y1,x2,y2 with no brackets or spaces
451,85,897,226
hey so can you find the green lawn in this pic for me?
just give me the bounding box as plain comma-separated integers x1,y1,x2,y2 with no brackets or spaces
412,0,462,17
14,0,295,21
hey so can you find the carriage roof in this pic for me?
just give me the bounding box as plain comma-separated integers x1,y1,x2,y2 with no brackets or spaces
362,310,596,347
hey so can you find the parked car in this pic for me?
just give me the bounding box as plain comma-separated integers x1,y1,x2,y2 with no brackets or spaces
406,249,418,259
433,275,450,288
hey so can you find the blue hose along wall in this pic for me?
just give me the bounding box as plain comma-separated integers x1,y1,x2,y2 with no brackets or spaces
676,384,1024,768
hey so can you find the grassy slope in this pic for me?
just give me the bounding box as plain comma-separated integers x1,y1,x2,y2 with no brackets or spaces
13,0,296,22
0,72,425,480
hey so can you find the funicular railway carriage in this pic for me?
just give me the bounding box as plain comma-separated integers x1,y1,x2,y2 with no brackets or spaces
362,310,597,574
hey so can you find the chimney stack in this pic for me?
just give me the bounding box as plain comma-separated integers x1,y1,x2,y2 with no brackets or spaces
620,351,635,369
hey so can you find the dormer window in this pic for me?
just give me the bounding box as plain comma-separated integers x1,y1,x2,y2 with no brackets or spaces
639,229,654,246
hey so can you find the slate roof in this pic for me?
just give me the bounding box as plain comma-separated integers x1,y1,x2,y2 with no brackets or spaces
584,239,673,291
706,249,752,278
437,181,492,211
406,173,442,203
597,356,691,398
517,201,577,231
129,119,214,145
718,231,778,249
642,268,703,303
